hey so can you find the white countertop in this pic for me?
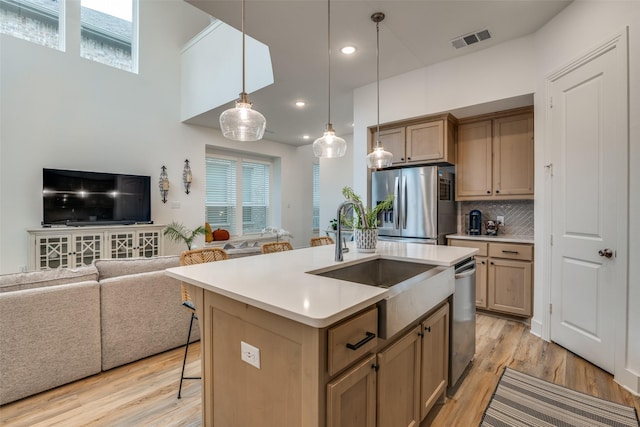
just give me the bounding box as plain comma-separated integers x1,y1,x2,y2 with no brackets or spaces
447,233,534,244
166,241,477,328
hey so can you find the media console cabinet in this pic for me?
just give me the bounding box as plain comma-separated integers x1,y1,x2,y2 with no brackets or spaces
27,224,165,271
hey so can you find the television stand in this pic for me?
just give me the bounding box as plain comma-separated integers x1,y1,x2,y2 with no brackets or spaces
27,224,165,271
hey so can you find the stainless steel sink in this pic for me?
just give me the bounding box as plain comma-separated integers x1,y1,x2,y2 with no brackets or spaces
309,258,454,339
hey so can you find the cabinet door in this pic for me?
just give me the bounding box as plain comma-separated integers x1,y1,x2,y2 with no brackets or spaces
377,127,406,165
492,113,534,197
420,303,449,421
72,232,103,267
377,325,421,427
488,258,532,316
456,121,492,199
36,234,71,269
327,354,377,427
406,120,444,163
107,231,136,258
475,257,488,308
137,230,160,258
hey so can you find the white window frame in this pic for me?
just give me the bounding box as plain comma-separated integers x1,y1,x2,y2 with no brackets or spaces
206,151,272,238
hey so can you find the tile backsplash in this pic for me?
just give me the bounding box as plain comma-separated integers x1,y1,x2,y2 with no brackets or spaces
458,200,534,236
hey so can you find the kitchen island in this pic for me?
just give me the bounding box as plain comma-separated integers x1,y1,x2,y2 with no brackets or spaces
166,241,477,427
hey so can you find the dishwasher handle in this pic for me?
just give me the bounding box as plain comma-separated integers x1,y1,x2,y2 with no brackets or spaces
454,258,476,279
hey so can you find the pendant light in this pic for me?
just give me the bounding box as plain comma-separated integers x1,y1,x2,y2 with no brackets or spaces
312,0,347,158
219,0,266,141
366,12,393,169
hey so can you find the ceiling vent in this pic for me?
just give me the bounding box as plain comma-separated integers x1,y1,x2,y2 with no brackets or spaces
451,29,491,49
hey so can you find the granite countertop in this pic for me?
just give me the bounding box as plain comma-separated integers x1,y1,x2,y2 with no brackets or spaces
166,241,477,328
447,233,534,244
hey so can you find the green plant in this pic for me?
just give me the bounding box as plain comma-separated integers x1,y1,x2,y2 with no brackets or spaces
163,221,206,250
341,186,394,229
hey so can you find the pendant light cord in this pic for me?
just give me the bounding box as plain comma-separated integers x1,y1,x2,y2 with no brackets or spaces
242,0,246,95
376,18,380,146
327,0,332,127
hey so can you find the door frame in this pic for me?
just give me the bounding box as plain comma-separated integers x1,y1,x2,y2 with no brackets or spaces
542,28,629,381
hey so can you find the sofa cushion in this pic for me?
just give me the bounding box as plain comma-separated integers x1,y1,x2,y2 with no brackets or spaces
99,270,197,370
94,255,180,280
0,266,98,293
0,281,102,405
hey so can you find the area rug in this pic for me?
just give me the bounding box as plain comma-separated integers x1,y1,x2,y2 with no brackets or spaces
480,367,640,427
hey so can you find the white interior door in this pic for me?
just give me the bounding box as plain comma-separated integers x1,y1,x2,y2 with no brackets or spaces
548,32,628,374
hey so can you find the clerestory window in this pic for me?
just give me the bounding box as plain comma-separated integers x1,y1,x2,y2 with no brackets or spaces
0,0,63,50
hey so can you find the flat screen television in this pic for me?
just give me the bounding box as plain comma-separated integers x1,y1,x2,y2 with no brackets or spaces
42,168,151,226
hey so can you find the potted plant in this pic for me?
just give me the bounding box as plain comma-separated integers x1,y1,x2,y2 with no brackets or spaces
341,186,394,252
163,221,206,250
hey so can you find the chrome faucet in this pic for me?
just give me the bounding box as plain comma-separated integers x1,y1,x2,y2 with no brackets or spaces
335,200,367,261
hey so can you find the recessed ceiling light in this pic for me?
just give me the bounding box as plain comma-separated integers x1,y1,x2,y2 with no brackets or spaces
295,101,305,107
341,46,356,55
303,135,310,140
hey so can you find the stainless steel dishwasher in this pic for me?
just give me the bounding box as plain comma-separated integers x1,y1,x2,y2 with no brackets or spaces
448,258,476,393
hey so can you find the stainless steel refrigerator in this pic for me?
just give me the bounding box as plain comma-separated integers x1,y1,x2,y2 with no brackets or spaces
371,166,456,245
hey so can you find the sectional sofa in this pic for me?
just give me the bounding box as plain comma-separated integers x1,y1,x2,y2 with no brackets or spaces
0,256,198,405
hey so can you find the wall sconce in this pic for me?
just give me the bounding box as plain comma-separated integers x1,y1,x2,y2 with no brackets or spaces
159,165,169,203
183,159,193,194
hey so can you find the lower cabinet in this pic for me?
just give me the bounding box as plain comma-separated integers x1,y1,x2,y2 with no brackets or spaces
327,302,450,427
327,354,377,427
448,239,533,316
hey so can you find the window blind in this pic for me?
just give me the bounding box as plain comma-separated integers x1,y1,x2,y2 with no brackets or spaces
205,157,237,235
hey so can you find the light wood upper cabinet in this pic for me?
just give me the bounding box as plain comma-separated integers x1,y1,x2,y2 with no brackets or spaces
456,108,534,200
493,113,535,197
369,113,456,166
377,128,406,166
456,120,493,198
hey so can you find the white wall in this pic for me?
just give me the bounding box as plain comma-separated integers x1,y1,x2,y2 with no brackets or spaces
533,1,640,393
319,137,354,234
0,0,315,273
352,1,640,394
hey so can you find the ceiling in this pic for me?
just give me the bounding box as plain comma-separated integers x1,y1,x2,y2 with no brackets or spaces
185,0,572,146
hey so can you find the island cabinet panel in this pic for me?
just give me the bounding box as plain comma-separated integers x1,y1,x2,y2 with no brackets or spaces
200,292,323,427
377,325,422,427
327,354,377,427
420,302,450,420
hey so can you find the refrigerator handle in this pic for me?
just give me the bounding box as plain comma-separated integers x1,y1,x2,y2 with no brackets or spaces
394,176,400,229
402,175,407,229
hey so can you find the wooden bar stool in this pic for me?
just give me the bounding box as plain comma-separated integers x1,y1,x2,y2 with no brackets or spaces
177,247,228,398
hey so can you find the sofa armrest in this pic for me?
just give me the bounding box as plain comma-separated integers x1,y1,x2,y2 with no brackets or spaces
0,281,101,405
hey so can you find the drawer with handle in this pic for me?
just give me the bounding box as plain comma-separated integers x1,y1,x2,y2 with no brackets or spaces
327,307,378,376
488,242,533,261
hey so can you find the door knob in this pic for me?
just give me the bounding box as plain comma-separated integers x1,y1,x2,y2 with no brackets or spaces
598,248,614,258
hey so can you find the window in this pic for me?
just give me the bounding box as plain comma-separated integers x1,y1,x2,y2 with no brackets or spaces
312,163,319,231
80,0,137,72
206,154,271,236
0,0,62,50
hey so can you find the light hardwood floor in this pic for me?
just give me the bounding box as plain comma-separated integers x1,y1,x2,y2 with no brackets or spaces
2,314,639,426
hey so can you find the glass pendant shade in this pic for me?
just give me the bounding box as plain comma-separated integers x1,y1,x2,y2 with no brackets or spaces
219,94,266,142
366,144,393,169
312,124,347,158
